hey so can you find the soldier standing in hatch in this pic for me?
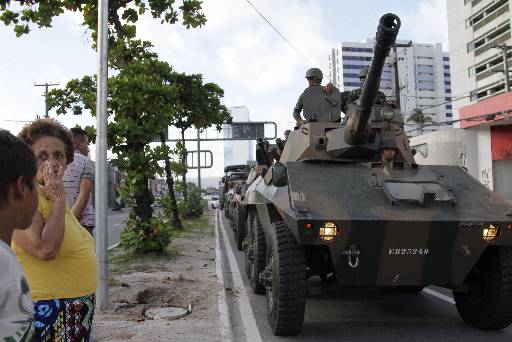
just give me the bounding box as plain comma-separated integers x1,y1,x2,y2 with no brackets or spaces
345,67,388,109
293,68,341,127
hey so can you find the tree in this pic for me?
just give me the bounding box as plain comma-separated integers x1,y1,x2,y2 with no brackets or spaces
169,73,231,200
47,41,183,251
0,0,206,39
406,108,433,134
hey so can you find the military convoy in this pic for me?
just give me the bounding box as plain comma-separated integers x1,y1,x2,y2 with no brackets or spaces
221,12,512,337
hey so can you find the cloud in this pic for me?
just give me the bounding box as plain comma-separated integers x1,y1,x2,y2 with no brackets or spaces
403,0,449,48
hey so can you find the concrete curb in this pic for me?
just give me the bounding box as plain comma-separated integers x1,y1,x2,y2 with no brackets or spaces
217,211,263,342
215,210,235,342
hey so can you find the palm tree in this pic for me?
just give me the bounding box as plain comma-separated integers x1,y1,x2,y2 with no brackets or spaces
406,108,433,134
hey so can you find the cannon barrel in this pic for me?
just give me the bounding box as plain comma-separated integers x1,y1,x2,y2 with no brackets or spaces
352,13,401,138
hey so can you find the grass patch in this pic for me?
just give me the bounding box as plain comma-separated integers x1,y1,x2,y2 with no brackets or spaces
173,213,214,239
108,244,181,276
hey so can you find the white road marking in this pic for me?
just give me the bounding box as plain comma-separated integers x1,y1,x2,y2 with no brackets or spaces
218,211,263,342
422,288,456,305
215,210,235,342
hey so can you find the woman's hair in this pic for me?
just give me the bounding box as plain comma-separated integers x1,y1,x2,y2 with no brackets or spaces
18,118,74,165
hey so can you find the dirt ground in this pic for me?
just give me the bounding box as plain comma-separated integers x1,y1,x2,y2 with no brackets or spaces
92,210,223,342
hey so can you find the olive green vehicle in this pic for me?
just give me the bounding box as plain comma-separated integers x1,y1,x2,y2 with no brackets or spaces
245,13,512,336
220,165,250,220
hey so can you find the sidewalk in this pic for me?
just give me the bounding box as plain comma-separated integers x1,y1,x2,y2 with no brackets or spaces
92,211,223,341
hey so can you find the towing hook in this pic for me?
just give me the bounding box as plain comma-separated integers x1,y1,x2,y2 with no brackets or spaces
342,245,360,268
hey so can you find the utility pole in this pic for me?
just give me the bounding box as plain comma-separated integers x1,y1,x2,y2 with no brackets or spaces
34,82,59,118
196,128,201,192
96,0,109,312
391,41,412,111
491,43,511,92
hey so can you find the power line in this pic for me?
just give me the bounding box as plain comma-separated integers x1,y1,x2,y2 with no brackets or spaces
243,0,329,80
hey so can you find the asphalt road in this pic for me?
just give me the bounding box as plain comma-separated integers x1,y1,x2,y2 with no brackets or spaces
216,210,512,342
104,209,128,248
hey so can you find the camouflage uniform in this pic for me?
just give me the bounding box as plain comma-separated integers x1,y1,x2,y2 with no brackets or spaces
293,68,342,124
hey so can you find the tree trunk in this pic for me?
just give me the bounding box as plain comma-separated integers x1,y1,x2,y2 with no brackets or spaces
180,129,188,201
133,176,154,225
131,144,154,225
160,131,182,230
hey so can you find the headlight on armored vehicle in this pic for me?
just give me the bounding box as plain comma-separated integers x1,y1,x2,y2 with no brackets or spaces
319,221,338,241
482,224,500,242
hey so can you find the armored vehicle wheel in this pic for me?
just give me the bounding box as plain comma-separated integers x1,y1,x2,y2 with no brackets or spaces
248,213,266,294
236,205,247,251
454,246,512,330
264,221,306,336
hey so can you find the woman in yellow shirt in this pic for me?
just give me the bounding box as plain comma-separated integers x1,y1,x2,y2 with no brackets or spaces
13,119,97,342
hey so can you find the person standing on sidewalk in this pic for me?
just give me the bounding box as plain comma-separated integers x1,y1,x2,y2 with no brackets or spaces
0,130,39,342
63,127,95,236
13,119,97,341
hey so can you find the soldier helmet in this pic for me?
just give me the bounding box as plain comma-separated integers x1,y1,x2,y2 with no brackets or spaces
380,136,397,150
359,67,369,79
305,68,323,81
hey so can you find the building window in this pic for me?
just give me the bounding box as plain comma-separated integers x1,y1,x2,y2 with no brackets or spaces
342,47,373,53
444,80,451,85
444,72,450,77
467,41,475,53
445,88,452,93
468,66,475,77
443,65,450,69
446,112,452,117
343,56,373,61
443,56,450,61
446,104,452,109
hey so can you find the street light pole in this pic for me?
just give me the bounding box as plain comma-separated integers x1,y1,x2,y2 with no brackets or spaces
95,0,109,312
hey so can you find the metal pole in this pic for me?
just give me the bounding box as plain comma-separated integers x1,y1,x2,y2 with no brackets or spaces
197,128,201,192
34,82,59,118
393,45,400,110
95,0,109,312
503,49,510,92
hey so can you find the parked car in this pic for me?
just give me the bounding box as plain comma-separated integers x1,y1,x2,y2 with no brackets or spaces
208,196,220,209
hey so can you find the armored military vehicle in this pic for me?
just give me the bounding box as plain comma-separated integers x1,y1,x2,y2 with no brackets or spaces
247,13,512,336
221,165,250,220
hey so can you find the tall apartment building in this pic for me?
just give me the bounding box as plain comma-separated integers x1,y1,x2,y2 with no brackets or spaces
442,0,512,200
447,0,511,123
328,40,452,135
223,106,253,167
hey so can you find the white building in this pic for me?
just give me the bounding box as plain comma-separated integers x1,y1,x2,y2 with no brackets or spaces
223,106,253,167
439,0,512,200
328,40,452,135
447,0,512,124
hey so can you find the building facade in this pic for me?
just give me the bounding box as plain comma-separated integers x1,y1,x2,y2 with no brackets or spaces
223,106,253,167
447,0,512,123
328,40,452,135
443,0,512,200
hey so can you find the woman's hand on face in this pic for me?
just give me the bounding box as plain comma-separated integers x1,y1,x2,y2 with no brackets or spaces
42,161,66,201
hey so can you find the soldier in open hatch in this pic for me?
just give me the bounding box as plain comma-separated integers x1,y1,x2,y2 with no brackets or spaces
293,68,342,127
346,67,388,108
378,136,399,165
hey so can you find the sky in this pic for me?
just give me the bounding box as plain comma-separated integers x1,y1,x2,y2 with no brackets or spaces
0,0,449,181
